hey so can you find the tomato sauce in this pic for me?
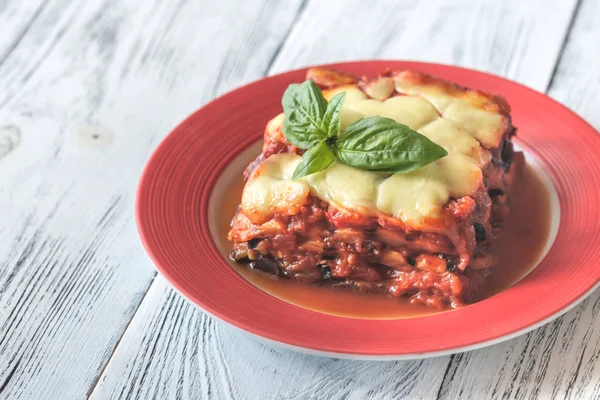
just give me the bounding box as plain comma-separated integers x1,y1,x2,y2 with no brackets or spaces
213,164,552,319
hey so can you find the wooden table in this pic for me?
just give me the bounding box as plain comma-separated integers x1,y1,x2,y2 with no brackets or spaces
1,0,599,398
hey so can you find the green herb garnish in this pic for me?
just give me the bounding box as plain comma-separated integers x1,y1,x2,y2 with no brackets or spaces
281,80,448,179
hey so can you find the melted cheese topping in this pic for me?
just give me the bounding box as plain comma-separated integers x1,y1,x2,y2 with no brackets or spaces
241,154,310,223
327,86,439,131
242,81,506,226
393,75,507,148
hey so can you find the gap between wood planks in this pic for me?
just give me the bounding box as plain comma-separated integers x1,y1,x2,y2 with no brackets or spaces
0,2,48,68
262,0,309,76
85,272,157,399
434,2,585,397
83,1,312,398
547,0,583,92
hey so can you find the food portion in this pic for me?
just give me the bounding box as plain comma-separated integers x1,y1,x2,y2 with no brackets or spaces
228,67,522,309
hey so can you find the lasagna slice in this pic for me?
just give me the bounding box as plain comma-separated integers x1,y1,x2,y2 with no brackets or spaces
228,67,522,309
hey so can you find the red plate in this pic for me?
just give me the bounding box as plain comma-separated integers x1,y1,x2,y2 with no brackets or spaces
136,61,600,359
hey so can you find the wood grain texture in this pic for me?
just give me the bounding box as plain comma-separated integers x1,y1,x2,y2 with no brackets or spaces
91,277,449,400
437,0,600,398
270,0,577,92
90,1,594,399
0,0,303,399
0,0,46,70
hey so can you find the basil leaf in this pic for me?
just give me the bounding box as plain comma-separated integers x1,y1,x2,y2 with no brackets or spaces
293,141,336,179
321,92,346,138
333,116,448,173
282,81,328,149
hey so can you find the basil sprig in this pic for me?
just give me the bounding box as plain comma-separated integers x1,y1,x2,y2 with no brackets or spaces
282,80,448,179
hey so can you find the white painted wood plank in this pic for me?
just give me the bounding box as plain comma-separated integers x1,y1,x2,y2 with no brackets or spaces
437,293,600,400
437,0,600,398
271,0,577,92
91,0,580,399
0,0,46,68
0,0,303,399
92,277,449,400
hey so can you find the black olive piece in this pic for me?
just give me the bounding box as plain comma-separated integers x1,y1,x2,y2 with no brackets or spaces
230,249,251,263
363,241,378,252
473,222,487,242
492,158,509,173
501,139,513,171
249,256,278,274
231,255,251,264
247,238,261,249
488,188,504,197
447,263,457,273
320,265,332,280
